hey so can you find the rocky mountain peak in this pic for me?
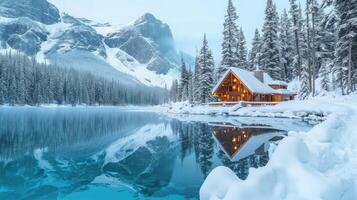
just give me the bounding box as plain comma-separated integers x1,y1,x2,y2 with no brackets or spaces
0,0,60,25
0,1,193,87
133,13,175,54
135,13,158,24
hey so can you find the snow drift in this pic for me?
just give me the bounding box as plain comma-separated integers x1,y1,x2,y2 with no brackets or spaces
200,94,357,200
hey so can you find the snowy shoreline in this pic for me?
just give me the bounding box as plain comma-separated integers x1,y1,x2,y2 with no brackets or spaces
164,99,332,121
199,94,357,200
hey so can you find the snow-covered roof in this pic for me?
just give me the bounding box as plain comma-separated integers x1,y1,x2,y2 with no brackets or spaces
231,132,282,161
273,89,297,95
212,67,276,94
267,80,288,86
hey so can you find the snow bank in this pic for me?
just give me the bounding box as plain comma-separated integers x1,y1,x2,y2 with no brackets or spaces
200,94,357,200
165,94,357,121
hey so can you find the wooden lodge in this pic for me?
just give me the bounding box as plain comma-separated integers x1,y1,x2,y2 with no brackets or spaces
212,67,296,103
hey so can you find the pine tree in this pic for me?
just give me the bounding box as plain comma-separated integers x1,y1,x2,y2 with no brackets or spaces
289,0,303,78
178,57,189,101
248,29,262,71
298,3,309,70
261,0,282,80
314,0,336,87
8,71,17,105
188,69,194,103
279,9,295,81
334,0,357,94
219,0,239,78
0,60,5,104
198,35,215,104
299,61,311,99
237,28,248,69
319,63,330,91
193,51,201,103
17,64,26,104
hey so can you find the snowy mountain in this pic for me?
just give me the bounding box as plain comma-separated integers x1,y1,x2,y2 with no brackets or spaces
0,0,193,88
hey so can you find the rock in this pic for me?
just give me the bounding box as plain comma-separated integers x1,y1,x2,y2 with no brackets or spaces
0,0,60,25
147,57,173,75
104,13,183,74
133,13,176,57
48,14,106,58
0,18,48,55
119,34,156,64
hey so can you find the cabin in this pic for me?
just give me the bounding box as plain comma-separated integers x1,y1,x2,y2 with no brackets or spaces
212,67,295,103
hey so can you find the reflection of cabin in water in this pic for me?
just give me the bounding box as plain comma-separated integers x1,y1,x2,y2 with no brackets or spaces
212,67,296,102
212,125,284,161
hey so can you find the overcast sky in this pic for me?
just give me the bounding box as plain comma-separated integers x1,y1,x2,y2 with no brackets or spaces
49,0,300,61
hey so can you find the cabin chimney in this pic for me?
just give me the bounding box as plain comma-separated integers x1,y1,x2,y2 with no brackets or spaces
254,69,264,83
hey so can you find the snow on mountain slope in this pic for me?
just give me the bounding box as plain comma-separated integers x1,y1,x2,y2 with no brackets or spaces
0,0,193,88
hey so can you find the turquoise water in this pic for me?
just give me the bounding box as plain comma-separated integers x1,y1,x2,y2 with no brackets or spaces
0,107,312,200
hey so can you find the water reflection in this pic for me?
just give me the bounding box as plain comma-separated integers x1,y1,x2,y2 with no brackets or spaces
212,124,285,161
210,123,285,180
0,108,312,200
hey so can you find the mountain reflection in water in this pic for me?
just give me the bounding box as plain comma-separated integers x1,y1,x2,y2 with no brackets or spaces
0,108,311,200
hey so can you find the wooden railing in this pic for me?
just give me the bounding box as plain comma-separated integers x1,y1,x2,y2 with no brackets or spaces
208,101,279,107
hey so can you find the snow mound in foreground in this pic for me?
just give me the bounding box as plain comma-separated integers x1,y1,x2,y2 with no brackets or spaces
200,96,357,200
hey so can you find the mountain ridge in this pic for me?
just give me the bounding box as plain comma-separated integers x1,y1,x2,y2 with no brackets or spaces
0,0,194,88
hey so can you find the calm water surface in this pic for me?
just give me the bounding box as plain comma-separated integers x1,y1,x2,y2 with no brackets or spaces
0,107,313,200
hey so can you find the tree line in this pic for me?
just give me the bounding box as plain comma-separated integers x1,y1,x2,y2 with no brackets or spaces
171,0,357,102
0,52,168,106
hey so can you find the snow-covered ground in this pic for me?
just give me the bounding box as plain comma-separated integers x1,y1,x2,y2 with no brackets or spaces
164,93,356,121
199,94,357,200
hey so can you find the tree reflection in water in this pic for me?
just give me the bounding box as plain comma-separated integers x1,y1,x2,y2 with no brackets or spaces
0,108,292,200
174,121,285,180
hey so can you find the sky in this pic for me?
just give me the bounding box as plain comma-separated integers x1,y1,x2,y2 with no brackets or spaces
49,0,298,61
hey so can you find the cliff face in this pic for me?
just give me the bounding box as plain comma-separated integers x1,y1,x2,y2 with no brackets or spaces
0,0,194,87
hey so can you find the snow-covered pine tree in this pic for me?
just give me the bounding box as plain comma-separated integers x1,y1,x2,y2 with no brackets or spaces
237,28,248,70
299,61,311,99
188,69,194,103
313,0,336,85
289,0,303,78
298,3,309,69
219,0,239,78
181,58,190,101
16,63,26,105
193,51,201,103
319,63,330,92
178,58,189,101
170,79,179,102
279,9,295,81
0,58,5,104
198,35,215,104
248,29,262,71
261,0,282,80
334,0,357,94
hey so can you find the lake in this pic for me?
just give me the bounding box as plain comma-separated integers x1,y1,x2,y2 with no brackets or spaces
0,107,313,200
